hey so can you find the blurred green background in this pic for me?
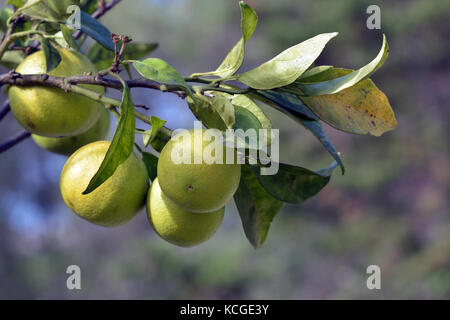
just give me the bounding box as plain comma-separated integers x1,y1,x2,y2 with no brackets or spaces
0,0,449,299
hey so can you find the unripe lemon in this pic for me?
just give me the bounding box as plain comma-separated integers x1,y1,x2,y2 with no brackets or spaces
8,48,104,137
60,141,149,227
32,108,110,156
147,178,224,247
157,129,241,213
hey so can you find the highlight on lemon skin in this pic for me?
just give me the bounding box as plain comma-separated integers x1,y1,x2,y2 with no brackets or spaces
147,178,225,247
60,141,149,227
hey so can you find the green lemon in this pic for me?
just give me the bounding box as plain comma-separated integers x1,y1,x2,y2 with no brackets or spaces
157,128,241,213
32,108,110,156
8,48,104,137
60,141,149,227
147,178,224,247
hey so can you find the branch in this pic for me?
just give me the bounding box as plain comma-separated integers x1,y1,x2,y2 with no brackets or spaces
0,71,187,98
0,14,21,60
0,100,10,121
0,130,31,153
74,0,122,39
0,71,172,134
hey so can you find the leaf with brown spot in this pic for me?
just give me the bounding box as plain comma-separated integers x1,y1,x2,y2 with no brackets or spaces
300,68,397,136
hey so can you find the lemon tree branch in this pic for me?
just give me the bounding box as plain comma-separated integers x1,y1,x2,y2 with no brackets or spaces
0,130,31,154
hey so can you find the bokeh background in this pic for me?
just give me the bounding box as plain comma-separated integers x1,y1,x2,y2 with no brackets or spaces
0,0,449,299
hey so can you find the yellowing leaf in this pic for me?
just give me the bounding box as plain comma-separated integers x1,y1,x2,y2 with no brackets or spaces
301,68,397,136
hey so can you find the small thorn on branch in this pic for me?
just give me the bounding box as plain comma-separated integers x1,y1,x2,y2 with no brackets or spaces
135,104,149,110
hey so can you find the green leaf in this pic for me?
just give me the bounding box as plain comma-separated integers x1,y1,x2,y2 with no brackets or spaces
231,94,274,148
21,0,60,21
44,0,80,17
190,1,257,78
294,35,389,96
142,152,158,182
186,94,235,130
316,160,340,177
142,116,167,147
0,8,13,32
298,65,333,81
81,0,98,14
252,161,338,203
257,90,318,120
231,105,264,150
40,37,61,72
87,42,113,70
187,95,226,130
20,0,79,21
60,24,77,48
83,81,136,194
133,58,190,93
150,128,172,153
237,32,338,90
48,0,80,17
300,118,344,174
124,43,158,60
87,42,158,71
233,105,262,132
203,89,271,150
53,31,69,48
6,0,27,8
230,93,272,131
79,10,114,50
300,68,397,136
234,165,283,249
254,91,345,174
210,86,272,133
0,50,25,69
209,95,236,128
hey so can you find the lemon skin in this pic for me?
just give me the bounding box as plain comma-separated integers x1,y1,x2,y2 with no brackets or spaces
60,141,149,227
157,129,241,213
147,178,224,247
32,108,110,156
8,48,104,137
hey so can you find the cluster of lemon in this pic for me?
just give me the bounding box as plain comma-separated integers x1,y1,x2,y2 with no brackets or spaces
8,48,242,247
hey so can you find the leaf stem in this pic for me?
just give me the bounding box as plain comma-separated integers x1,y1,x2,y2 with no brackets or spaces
0,30,51,60
6,0,43,25
201,84,254,95
184,76,213,84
